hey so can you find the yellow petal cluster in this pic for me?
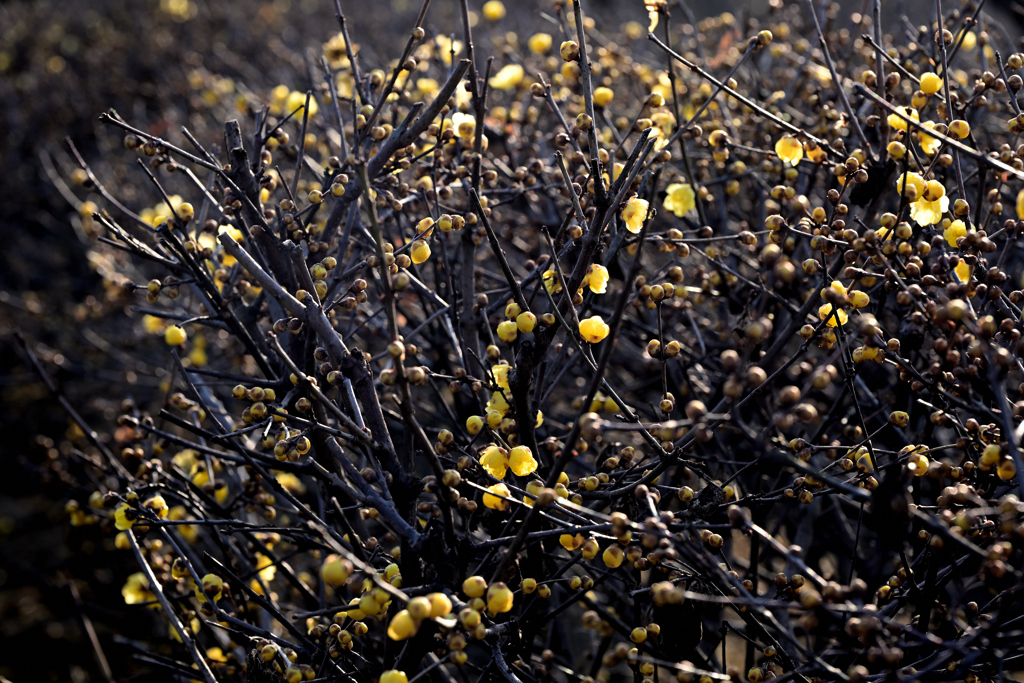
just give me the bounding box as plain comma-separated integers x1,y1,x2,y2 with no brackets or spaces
621,197,649,233
579,316,610,343
663,183,695,217
774,135,803,166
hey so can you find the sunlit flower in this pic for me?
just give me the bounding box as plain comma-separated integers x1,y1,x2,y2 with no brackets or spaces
483,483,512,511
910,190,948,226
579,315,610,343
818,281,849,327
896,171,925,198
954,260,971,282
943,219,969,248
886,106,919,131
920,72,943,94
528,33,552,54
774,135,803,166
584,264,609,293
508,446,537,476
542,269,562,294
489,64,524,91
451,112,476,140
621,197,649,233
491,364,509,390
663,183,695,217
122,572,156,605
1017,189,1024,220
917,121,942,155
479,446,508,479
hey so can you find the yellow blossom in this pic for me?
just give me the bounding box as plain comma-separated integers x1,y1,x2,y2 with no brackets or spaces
954,260,971,282
486,391,510,416
910,196,948,226
663,183,695,217
492,364,509,390
114,502,136,531
579,316,610,343
122,572,156,605
483,483,512,511
435,35,464,66
584,264,610,293
818,303,849,327
479,446,509,479
482,0,505,20
528,33,552,54
917,121,942,155
489,64,524,91
621,197,649,233
593,87,614,107
542,269,562,294
1017,189,1024,219
886,106,919,131
451,112,476,140
920,72,943,94
410,240,431,264
944,219,969,248
896,171,925,199
508,446,538,476
774,135,803,166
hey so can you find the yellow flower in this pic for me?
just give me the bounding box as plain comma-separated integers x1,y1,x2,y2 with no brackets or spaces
663,183,695,217
387,610,418,640
944,219,969,248
584,264,610,293
886,106,919,131
621,197,649,233
896,171,925,199
483,483,512,511
486,391,510,416
560,533,584,551
486,583,514,613
466,415,484,434
435,35,464,66
114,502,136,531
508,446,537,476
818,303,849,327
451,112,476,140
285,90,318,117
542,269,562,294
122,572,156,605
410,240,431,264
954,260,971,282
491,364,509,390
593,87,614,107
489,64,524,91
579,316,610,343
479,445,509,479
774,135,803,166
381,671,408,683
496,320,518,343
917,121,942,155
910,196,949,226
143,314,167,334
528,33,552,54
1017,189,1024,219
482,0,505,20
165,325,187,346
920,72,943,95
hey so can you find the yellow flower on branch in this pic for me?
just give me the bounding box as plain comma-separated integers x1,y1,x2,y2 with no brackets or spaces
663,183,695,217
774,135,803,166
621,197,649,233
579,316,610,343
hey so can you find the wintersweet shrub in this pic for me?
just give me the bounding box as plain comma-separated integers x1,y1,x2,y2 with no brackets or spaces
30,0,1024,682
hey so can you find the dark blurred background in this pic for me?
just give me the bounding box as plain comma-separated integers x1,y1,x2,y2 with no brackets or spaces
2,0,1023,680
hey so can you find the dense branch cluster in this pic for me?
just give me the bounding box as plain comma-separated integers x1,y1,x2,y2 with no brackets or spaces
36,1,1024,682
